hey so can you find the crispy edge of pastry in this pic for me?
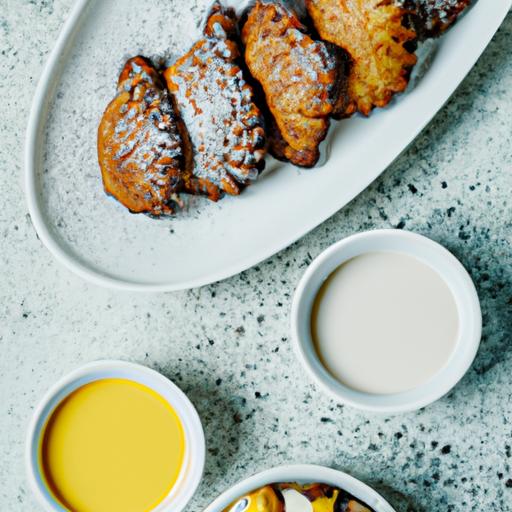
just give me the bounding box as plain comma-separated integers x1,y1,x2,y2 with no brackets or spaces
277,483,374,512
401,0,471,39
325,42,351,121
222,485,284,512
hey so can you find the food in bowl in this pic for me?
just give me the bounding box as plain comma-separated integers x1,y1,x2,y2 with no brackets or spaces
310,251,459,395
223,482,374,512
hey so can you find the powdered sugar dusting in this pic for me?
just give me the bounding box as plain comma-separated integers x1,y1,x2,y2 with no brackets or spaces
166,7,266,194
115,66,182,179
247,1,336,112
98,57,184,214
273,28,336,109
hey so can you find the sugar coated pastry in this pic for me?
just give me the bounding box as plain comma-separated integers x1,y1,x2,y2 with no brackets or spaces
306,0,418,117
241,0,341,167
98,56,185,215
400,0,471,39
164,3,266,200
97,0,468,215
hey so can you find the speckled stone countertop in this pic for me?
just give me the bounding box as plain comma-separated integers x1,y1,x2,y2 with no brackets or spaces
1,2,511,511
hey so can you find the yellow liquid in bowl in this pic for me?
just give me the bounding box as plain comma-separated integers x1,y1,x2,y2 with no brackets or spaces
40,378,185,512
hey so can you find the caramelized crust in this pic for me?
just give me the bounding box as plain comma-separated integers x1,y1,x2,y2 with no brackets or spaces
241,1,339,167
164,4,266,199
97,56,184,215
306,0,417,117
401,0,471,39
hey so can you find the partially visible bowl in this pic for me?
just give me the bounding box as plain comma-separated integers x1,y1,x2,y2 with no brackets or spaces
204,464,396,512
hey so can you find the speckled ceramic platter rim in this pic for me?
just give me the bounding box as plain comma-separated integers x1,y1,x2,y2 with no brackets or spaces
203,464,396,512
25,0,512,292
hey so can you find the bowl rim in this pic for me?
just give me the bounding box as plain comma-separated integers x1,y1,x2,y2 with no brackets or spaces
25,360,205,512
291,229,482,413
203,464,396,512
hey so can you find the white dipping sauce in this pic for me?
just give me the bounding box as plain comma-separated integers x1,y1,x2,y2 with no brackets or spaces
312,252,459,395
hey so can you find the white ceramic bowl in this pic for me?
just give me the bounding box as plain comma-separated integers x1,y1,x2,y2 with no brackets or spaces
26,360,205,512
204,464,395,512
291,229,481,413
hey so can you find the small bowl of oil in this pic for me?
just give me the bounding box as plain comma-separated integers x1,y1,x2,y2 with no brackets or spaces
26,360,205,512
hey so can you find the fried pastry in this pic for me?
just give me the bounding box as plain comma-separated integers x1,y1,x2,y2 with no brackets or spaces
164,4,266,199
241,0,340,167
97,56,184,215
401,0,471,39
306,0,418,117
277,483,373,512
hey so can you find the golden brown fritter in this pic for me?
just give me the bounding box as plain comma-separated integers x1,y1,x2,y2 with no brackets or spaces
401,0,471,39
97,56,184,215
306,0,418,117
241,1,340,167
164,4,266,199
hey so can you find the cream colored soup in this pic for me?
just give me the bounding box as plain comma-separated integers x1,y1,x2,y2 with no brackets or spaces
312,252,459,394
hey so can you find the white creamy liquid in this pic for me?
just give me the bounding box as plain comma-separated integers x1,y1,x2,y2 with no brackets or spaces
312,252,459,395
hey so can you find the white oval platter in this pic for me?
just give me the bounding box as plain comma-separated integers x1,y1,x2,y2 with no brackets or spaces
25,0,512,291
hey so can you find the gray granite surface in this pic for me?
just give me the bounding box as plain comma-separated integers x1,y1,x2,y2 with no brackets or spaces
1,1,511,511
